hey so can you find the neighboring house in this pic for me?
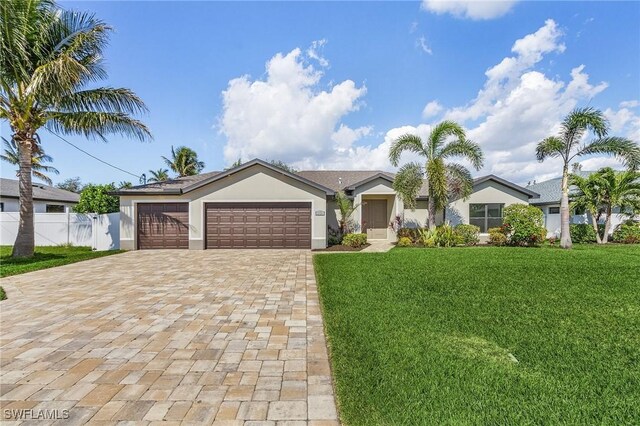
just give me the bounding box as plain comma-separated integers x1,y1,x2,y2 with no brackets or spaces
0,178,79,213
527,172,629,237
112,159,538,250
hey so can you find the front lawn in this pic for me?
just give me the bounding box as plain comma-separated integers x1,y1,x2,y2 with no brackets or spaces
1,246,123,278
314,245,640,424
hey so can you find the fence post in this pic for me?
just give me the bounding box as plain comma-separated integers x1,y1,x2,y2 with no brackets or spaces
67,209,70,245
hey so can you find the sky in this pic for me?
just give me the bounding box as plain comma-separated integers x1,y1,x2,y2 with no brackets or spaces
1,0,639,187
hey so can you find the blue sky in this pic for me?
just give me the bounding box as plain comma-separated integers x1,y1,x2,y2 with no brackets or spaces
1,0,639,186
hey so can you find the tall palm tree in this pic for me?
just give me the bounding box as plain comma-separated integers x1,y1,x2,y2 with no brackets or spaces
148,168,169,183
570,172,606,244
536,107,640,249
0,0,151,258
1,137,59,185
162,146,204,177
389,121,484,230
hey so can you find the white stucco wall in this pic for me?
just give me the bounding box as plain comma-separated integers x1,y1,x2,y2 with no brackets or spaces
446,180,531,228
0,197,74,213
119,165,328,250
352,178,399,241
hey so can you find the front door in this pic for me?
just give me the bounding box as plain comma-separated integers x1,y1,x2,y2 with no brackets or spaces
362,199,388,239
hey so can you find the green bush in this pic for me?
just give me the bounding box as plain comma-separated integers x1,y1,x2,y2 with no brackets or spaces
435,224,463,247
397,237,413,247
613,221,640,244
570,224,597,243
397,228,420,243
503,204,547,246
0,286,5,301
417,228,437,247
455,224,480,246
343,233,368,248
488,227,507,246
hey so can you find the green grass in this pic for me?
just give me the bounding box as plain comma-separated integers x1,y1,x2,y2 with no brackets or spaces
1,246,123,278
314,245,640,425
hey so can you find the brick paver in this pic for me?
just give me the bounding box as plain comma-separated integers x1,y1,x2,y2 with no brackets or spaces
0,250,339,424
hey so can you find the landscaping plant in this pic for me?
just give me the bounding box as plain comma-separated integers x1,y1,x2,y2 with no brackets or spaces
536,107,640,249
397,237,413,247
612,221,640,244
488,227,507,246
435,224,462,247
454,224,480,246
342,233,367,248
502,204,547,246
417,228,437,247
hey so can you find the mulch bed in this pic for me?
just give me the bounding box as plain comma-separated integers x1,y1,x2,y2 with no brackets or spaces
312,244,370,252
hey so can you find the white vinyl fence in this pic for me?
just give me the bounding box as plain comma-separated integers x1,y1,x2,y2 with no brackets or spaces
0,212,120,251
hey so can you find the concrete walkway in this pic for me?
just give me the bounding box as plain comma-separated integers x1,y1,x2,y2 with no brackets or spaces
0,250,338,425
360,240,394,253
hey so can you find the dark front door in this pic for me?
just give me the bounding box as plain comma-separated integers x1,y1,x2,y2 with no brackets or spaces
137,203,189,249
362,199,388,239
205,202,311,249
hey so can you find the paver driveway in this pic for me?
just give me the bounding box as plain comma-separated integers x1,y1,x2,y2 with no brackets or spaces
0,250,338,425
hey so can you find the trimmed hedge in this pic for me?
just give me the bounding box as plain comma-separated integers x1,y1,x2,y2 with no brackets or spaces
613,221,640,244
343,233,368,248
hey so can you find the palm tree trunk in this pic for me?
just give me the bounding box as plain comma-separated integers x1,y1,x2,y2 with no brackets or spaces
590,210,602,244
12,138,35,258
602,206,612,244
560,164,573,249
427,197,436,230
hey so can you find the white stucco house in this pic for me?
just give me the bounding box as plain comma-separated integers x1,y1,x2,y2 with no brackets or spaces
0,178,79,213
112,159,540,250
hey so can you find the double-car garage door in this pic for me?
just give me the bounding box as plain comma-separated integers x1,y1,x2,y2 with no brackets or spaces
137,202,311,249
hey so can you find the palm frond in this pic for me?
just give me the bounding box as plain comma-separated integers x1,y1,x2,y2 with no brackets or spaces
389,134,425,167
574,137,640,170
535,136,565,162
55,87,148,114
439,139,484,170
47,111,152,142
392,162,424,210
428,120,466,154
445,162,474,200
560,107,609,149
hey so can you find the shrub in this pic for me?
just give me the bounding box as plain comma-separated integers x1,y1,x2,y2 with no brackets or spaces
397,227,420,243
488,227,507,246
613,221,640,244
0,286,5,301
435,224,463,247
397,237,413,247
455,224,480,246
417,228,437,247
503,204,547,246
343,233,367,248
570,224,597,243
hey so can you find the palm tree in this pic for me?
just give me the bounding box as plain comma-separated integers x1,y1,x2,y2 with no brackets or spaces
536,107,640,249
335,190,360,235
162,146,204,177
389,121,484,230
148,168,169,183
592,168,640,243
0,0,151,258
1,137,59,185
570,172,606,244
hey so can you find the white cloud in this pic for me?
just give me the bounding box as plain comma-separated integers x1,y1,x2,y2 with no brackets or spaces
421,0,518,20
219,45,366,167
306,39,329,68
416,36,433,55
620,100,639,109
422,100,443,118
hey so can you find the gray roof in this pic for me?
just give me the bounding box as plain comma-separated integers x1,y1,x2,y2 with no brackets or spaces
527,171,593,205
0,178,80,203
296,170,396,191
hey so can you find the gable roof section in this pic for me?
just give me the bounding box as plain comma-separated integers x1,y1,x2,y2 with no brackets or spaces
113,159,334,196
473,175,540,198
295,170,395,192
0,178,80,203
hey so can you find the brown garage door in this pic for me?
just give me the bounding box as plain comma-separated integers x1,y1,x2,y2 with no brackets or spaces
137,203,189,249
205,202,311,249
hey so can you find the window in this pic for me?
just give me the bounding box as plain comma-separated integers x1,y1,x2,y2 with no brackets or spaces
549,206,560,214
46,204,65,213
469,203,503,233
573,207,586,215
0,202,3,212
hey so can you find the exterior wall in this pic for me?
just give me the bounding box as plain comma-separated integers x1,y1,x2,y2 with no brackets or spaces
120,165,328,250
0,197,74,213
446,181,531,230
402,200,444,228
540,204,630,237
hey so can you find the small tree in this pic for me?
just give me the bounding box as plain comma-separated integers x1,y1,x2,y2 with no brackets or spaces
74,183,119,214
269,160,297,173
570,173,606,243
502,204,547,246
335,190,359,235
56,177,84,193
162,146,204,177
148,168,169,183
594,168,640,243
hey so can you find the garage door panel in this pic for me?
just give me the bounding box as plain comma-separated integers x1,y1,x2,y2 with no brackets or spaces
137,203,189,249
206,202,311,249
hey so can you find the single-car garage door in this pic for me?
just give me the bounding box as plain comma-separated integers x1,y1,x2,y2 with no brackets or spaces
137,203,189,249
205,202,311,249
